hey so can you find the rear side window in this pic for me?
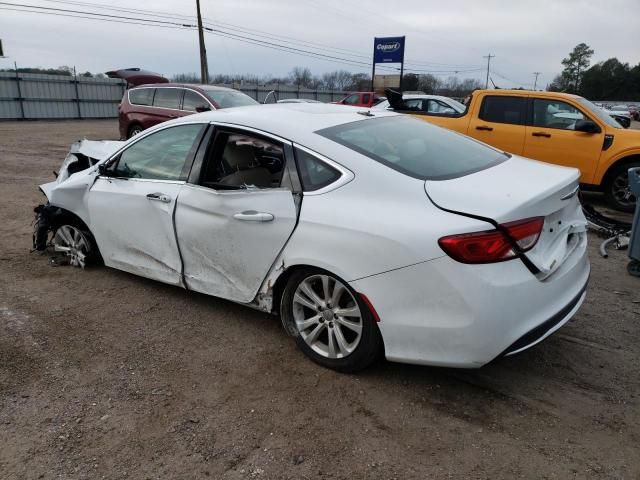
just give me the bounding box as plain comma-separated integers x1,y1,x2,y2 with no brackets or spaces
479,96,526,125
317,116,507,181
182,90,210,112
294,147,341,191
153,88,181,109
128,88,153,106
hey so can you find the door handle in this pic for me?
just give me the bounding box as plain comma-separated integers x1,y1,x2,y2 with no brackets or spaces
475,125,493,131
233,211,274,222
532,131,551,138
146,192,172,203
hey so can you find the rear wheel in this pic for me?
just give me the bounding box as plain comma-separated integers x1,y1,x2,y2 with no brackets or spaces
52,224,99,268
281,268,382,372
127,124,143,139
603,162,639,213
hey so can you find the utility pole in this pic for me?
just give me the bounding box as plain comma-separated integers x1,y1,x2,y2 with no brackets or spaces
483,54,495,89
196,0,209,84
533,72,540,90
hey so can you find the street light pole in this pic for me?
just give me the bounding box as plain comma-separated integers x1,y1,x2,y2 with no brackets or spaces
196,0,209,84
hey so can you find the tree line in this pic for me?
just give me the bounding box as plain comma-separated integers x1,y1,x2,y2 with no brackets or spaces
548,43,639,100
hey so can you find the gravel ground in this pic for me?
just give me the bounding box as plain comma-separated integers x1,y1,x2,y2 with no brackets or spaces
0,120,639,480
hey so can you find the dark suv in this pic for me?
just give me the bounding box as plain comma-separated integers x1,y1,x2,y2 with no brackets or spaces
118,84,258,139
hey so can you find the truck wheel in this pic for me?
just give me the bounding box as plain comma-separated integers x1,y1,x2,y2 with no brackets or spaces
603,162,639,213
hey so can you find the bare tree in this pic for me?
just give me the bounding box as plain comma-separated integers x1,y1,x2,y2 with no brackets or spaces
290,67,313,88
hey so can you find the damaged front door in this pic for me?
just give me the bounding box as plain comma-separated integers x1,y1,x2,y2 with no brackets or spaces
175,127,298,303
88,124,206,286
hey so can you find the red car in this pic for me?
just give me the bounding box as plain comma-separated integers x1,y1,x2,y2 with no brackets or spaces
333,92,386,108
118,83,258,139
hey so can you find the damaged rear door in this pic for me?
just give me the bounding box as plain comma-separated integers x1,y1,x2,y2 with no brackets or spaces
88,123,206,285
175,125,299,303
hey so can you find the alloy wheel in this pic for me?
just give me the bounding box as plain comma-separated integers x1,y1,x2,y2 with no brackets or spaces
292,274,363,359
611,173,636,210
53,225,90,268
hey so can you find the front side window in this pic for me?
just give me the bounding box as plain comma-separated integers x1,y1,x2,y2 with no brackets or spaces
112,124,204,180
531,99,588,130
295,148,341,191
479,96,526,125
129,88,153,106
403,99,425,111
182,90,211,112
200,132,286,189
362,94,371,104
153,88,181,109
577,97,621,129
317,116,507,180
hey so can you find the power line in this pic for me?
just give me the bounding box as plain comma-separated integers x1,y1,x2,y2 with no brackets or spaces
3,2,486,76
34,0,483,69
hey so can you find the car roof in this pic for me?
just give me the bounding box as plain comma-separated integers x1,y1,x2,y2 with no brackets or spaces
167,103,398,142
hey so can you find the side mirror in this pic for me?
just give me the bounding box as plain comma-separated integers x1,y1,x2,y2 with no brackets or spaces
195,105,211,113
575,119,601,134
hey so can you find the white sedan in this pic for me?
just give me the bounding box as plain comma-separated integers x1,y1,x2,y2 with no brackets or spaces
34,104,590,372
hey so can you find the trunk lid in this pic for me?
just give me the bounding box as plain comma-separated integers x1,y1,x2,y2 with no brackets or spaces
426,155,587,279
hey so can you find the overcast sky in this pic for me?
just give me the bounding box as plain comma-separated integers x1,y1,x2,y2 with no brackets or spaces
2,0,639,88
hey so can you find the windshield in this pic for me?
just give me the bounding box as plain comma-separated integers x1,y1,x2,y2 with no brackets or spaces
577,97,622,129
201,88,258,108
317,115,508,180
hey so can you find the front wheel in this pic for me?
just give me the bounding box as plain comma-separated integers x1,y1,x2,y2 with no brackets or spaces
127,124,144,139
603,162,639,213
628,260,640,277
52,224,99,268
281,269,382,372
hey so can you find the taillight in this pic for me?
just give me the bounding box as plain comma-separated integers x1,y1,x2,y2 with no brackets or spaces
438,217,544,264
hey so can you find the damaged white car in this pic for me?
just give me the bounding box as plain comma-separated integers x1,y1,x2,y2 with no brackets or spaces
33,104,590,372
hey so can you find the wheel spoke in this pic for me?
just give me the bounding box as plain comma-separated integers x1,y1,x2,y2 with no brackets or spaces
333,324,351,355
299,280,324,308
293,292,317,311
295,315,320,331
58,227,73,246
334,306,360,318
330,282,345,305
335,317,362,334
321,275,331,303
327,328,337,358
304,322,326,345
54,245,71,252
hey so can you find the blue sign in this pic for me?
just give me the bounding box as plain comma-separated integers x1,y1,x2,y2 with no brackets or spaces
373,36,405,63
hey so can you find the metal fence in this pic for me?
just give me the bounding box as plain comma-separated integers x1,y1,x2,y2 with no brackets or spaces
0,73,349,120
0,72,126,120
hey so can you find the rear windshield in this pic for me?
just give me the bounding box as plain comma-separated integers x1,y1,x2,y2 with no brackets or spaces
200,88,258,109
316,115,507,180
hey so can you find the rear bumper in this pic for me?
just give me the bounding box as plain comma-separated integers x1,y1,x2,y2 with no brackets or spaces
351,236,590,368
496,279,588,359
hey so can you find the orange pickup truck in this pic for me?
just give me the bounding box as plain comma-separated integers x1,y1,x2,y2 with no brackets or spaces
386,88,640,211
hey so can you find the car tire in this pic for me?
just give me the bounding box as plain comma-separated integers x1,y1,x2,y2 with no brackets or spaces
628,260,640,277
281,268,383,373
52,222,101,268
127,124,144,139
603,162,640,213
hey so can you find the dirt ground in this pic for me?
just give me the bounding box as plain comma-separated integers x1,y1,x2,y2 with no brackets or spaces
0,120,639,480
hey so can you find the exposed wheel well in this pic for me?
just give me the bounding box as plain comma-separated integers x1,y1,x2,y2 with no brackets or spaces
48,207,103,263
127,122,143,137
